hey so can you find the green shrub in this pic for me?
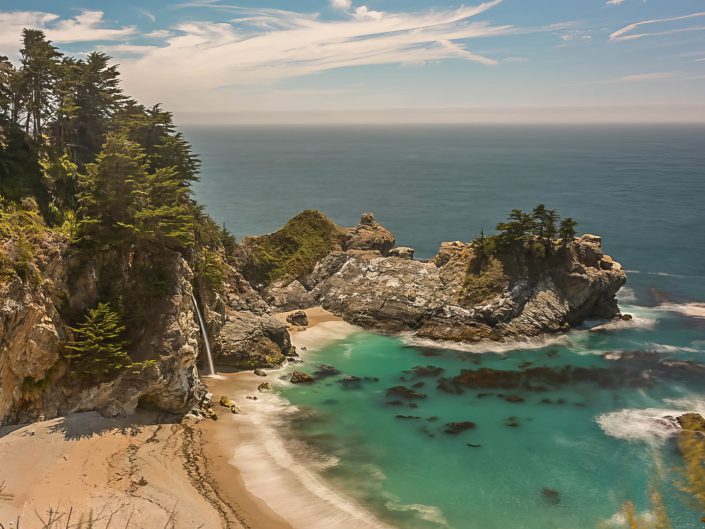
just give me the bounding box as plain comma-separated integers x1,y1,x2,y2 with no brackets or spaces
242,210,341,285
462,257,509,306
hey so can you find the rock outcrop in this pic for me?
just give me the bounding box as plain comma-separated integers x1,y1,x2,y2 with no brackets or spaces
342,212,395,255
240,211,626,345
0,233,291,425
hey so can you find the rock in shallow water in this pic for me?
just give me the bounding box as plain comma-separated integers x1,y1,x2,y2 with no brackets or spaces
290,371,315,384
677,412,705,432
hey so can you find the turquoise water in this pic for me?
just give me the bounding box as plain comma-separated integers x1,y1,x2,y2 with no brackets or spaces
276,308,705,528
186,125,705,528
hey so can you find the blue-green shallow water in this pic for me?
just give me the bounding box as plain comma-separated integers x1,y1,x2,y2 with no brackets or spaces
184,125,705,528
276,306,705,529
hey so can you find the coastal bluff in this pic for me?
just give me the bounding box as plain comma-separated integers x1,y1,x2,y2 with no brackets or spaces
1,207,625,426
240,210,627,343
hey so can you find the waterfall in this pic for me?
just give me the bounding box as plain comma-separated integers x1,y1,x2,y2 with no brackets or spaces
191,292,215,376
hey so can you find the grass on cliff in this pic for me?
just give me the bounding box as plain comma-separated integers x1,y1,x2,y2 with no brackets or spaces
461,256,510,306
0,198,60,285
241,210,342,285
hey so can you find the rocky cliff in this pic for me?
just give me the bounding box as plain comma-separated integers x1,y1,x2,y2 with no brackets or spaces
0,211,291,426
1,207,625,426
252,212,627,343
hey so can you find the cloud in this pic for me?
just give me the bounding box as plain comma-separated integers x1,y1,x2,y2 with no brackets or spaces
610,11,705,41
330,0,352,10
606,0,624,5
108,0,512,110
0,10,135,53
592,71,679,84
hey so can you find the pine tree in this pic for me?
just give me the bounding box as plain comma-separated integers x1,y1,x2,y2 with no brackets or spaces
559,217,577,245
18,30,62,141
64,302,130,377
76,133,147,246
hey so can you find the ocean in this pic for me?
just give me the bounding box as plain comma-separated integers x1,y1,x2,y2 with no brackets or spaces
187,125,705,528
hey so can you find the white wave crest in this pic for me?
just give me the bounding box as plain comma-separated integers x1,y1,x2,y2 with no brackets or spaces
596,397,705,444
384,501,448,527
659,301,705,319
616,286,636,303
646,342,699,353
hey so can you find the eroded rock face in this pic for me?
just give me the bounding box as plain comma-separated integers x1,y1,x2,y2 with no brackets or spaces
262,279,315,311
308,231,626,343
215,311,291,369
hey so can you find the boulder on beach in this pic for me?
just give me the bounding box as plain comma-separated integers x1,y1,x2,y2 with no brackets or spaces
219,396,235,408
286,310,309,326
257,382,271,392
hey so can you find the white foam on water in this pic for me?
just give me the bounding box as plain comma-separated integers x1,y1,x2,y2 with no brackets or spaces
402,332,570,355
596,396,705,444
230,390,394,529
659,301,705,319
646,342,700,353
384,501,448,527
601,509,656,528
616,286,636,303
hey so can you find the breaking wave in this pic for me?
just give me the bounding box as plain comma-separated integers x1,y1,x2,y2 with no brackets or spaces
596,397,705,444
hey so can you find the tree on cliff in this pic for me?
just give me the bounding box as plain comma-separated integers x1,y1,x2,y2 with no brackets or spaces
64,303,131,377
559,217,577,245
77,133,195,250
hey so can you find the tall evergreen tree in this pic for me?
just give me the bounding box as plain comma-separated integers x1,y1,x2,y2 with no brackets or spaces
18,30,61,142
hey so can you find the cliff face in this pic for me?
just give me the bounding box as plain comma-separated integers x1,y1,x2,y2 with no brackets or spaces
0,231,291,426
1,208,625,426
253,213,627,344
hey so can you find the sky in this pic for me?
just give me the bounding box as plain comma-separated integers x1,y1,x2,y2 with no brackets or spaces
0,0,704,123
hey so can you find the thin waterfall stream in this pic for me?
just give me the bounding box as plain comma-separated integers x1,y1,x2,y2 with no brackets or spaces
191,292,216,376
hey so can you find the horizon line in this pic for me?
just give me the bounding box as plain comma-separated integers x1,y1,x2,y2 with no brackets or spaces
174,105,705,125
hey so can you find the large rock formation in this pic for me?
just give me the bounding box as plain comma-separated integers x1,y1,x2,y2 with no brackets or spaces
0,232,291,425
240,211,626,344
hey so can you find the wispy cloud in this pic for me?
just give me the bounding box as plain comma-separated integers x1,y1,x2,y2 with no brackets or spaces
590,71,685,84
610,11,705,41
0,10,135,54
114,2,511,94
606,0,625,5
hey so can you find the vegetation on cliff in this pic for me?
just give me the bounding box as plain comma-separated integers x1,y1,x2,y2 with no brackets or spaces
462,205,578,305
238,209,342,286
0,30,233,384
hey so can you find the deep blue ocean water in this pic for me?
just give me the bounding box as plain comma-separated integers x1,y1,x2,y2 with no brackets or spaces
187,125,705,528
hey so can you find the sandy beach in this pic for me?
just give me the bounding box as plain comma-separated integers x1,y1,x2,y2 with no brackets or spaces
0,307,386,529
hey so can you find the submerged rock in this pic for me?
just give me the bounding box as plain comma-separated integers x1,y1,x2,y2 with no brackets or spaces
541,488,561,505
444,421,477,435
313,364,341,379
386,386,427,400
340,376,363,389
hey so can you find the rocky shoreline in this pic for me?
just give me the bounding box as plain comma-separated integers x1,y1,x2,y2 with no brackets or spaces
1,210,627,426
